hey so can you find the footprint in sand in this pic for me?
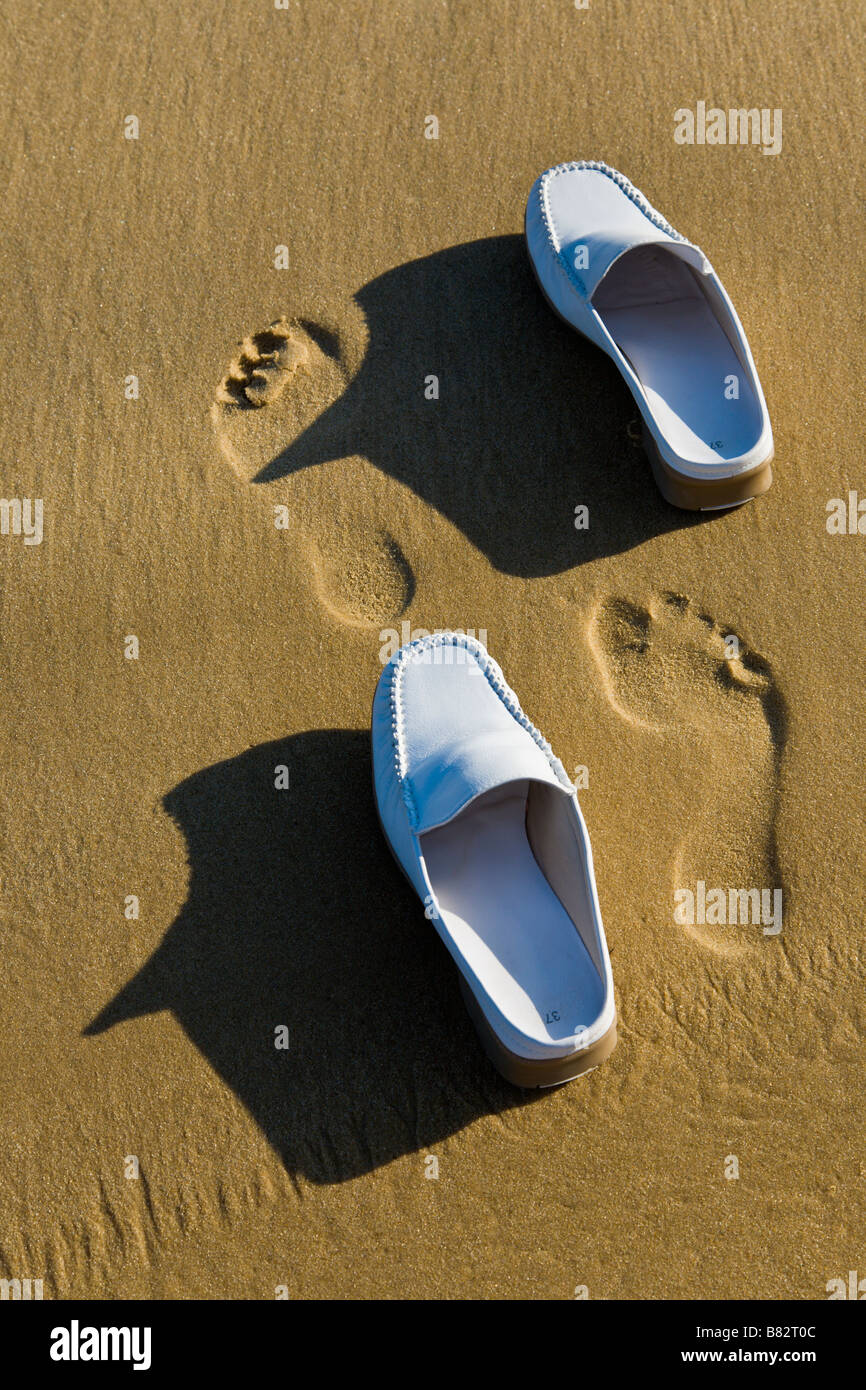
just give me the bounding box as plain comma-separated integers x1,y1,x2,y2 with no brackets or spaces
588,591,786,953
212,307,411,629
212,312,362,483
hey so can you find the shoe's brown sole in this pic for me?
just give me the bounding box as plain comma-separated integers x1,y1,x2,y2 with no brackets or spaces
458,975,617,1088
372,748,618,1089
524,213,774,511
641,422,773,511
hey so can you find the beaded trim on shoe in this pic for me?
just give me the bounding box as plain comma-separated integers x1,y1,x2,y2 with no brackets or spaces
385,631,574,831
536,160,693,298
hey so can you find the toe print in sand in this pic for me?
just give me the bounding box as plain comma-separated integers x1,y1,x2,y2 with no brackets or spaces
589,590,786,954
211,306,366,485
218,319,311,409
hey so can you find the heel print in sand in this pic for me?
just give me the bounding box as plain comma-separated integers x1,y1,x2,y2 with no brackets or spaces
309,527,415,628
588,590,786,953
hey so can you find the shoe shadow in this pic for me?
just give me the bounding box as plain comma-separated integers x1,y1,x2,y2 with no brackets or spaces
254,235,705,577
85,729,534,1183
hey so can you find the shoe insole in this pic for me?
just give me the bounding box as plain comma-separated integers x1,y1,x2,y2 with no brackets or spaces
421,786,605,1046
594,247,763,464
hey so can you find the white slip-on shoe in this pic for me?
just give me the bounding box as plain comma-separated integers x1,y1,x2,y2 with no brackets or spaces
525,161,774,510
371,631,617,1088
